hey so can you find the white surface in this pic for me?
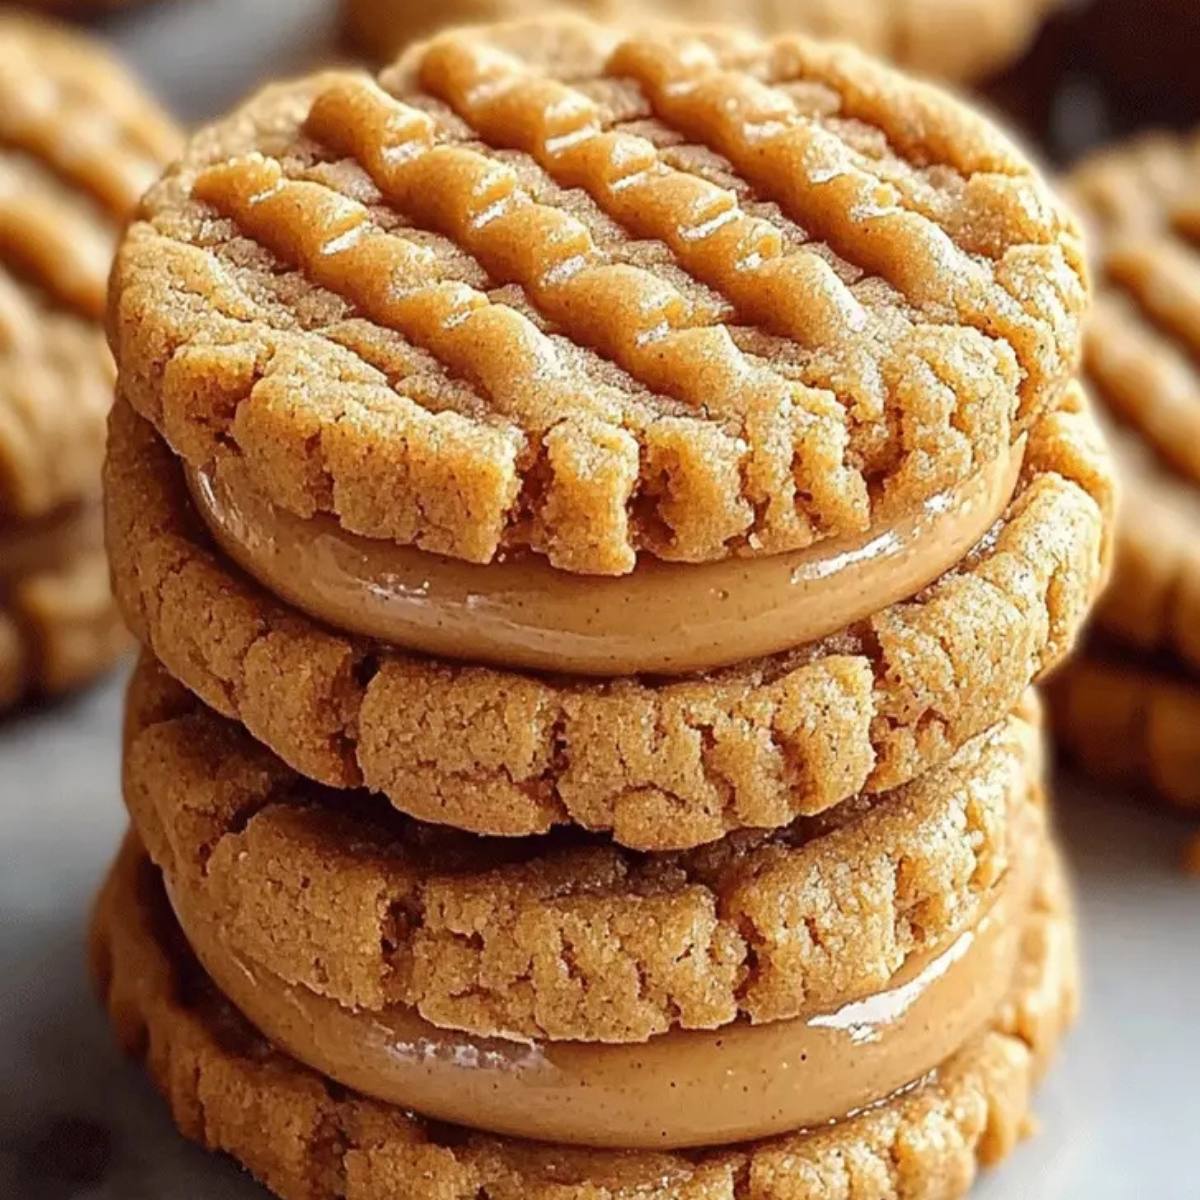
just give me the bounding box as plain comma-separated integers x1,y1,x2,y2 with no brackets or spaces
1,1,1198,1195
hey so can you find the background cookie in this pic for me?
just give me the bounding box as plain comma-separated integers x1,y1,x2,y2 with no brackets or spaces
1052,129,1200,836
90,829,1079,1200
123,651,1045,1043
343,0,1063,84
0,12,179,708
0,12,178,519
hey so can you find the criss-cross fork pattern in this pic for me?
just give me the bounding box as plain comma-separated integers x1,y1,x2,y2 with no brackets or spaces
129,22,1086,574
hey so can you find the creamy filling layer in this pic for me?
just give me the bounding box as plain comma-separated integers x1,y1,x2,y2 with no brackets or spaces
186,443,1024,676
165,825,1037,1152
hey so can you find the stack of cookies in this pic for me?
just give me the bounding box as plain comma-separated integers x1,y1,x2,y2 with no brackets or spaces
343,0,1065,85
0,13,177,711
92,17,1115,1197
1052,132,1200,852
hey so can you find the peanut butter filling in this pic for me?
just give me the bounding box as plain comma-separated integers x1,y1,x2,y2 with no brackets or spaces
165,824,1037,1152
186,443,1024,676
0,502,101,585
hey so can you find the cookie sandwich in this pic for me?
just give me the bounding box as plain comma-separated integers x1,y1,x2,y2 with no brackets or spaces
97,17,1113,1198
0,13,178,710
1052,131,1200,849
343,0,1064,85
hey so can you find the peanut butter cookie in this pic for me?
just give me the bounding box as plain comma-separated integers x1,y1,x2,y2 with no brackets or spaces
110,17,1086,578
90,828,1078,1200
122,650,1046,1043
1051,131,1200,824
343,0,1063,85
0,512,127,707
0,13,179,708
106,382,1112,851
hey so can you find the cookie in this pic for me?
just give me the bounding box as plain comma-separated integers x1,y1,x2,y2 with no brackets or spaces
1050,131,1200,826
0,12,179,520
122,650,1046,1042
342,0,1063,85
91,828,1078,1200
0,13,178,707
106,378,1111,851
1051,656,1200,812
110,17,1086,579
0,512,127,708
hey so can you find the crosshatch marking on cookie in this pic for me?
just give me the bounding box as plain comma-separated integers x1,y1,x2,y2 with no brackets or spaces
113,19,1087,574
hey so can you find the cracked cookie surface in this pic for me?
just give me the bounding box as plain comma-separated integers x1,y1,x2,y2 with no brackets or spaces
110,15,1086,577
343,0,1063,85
122,651,1045,1043
0,12,179,521
90,828,1078,1200
106,383,1112,851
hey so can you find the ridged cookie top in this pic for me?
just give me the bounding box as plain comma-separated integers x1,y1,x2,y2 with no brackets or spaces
0,14,179,519
1068,129,1200,490
112,17,1085,575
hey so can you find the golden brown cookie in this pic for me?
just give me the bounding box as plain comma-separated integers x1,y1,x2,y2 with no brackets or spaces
0,511,127,708
1050,132,1200,823
1051,656,1200,812
1068,129,1200,488
90,828,1079,1200
0,11,179,520
110,17,1086,579
343,0,1063,84
123,650,1048,1043
106,380,1112,851
0,13,177,707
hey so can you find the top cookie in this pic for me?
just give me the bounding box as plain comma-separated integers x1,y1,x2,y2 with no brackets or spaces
343,0,1063,85
0,13,179,519
110,16,1086,575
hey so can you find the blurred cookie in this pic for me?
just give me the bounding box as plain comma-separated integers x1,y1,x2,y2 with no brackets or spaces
1051,131,1200,834
343,0,1063,83
0,13,179,708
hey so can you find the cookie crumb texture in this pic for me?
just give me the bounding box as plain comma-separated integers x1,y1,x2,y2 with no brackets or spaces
0,12,179,521
343,0,1062,85
111,17,1085,576
90,832,1078,1200
0,547,128,710
123,652,1044,1042
106,382,1112,851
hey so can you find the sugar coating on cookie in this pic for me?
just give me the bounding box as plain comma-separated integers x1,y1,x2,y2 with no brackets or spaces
90,830,1080,1200
110,16,1086,576
105,383,1113,850
0,13,179,521
342,0,1063,85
